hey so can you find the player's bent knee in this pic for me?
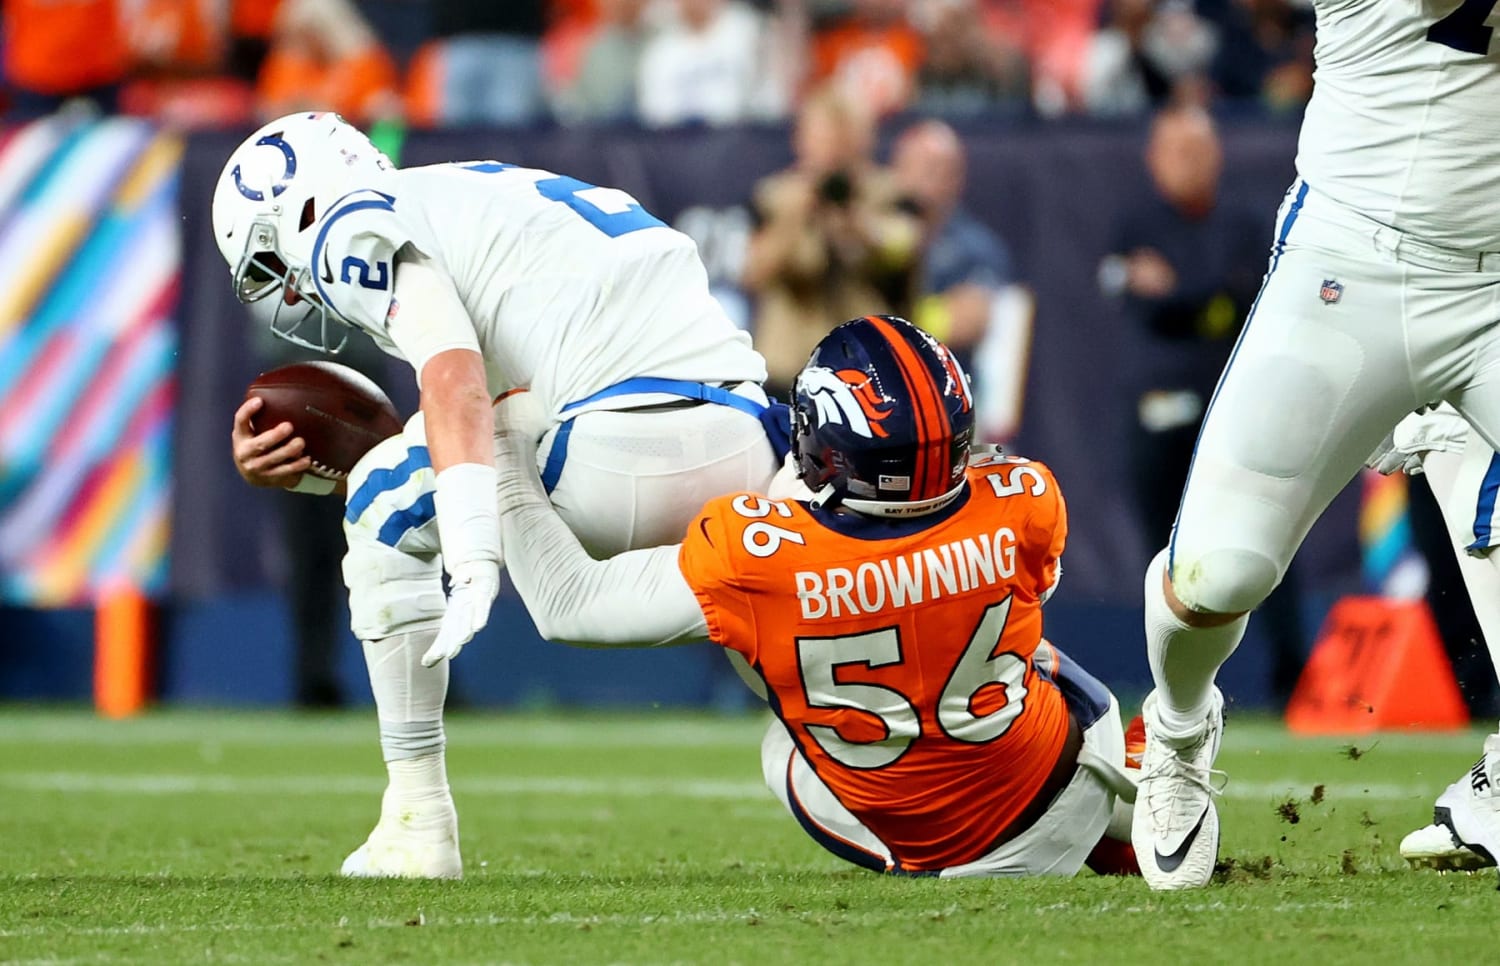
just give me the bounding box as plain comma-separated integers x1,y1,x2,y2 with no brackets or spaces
342,534,447,641
1170,548,1279,615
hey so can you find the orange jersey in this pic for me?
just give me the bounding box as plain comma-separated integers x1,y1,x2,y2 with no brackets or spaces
679,453,1069,872
4,0,128,94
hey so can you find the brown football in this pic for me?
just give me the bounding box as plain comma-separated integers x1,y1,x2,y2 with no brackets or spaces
245,361,403,479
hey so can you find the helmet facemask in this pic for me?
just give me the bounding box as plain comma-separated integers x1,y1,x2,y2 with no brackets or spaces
231,213,351,354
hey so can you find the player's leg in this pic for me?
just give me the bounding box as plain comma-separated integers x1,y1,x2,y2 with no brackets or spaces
1361,408,1495,868
541,393,779,696
968,642,1135,878
760,719,899,873
1394,403,1500,869
1137,185,1419,889
339,422,460,878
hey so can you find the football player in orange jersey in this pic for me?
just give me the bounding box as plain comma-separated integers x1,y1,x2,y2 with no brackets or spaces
493,315,1140,877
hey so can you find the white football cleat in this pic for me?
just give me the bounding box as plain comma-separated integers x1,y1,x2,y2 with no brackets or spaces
1400,822,1493,872
340,789,462,880
1432,733,1500,871
1132,688,1225,891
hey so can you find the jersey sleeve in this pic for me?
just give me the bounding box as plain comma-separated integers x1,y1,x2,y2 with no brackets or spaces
677,495,763,665
1019,460,1067,602
309,189,410,333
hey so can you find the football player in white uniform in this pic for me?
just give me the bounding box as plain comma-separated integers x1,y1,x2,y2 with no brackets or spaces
1368,406,1500,872
1135,2,1500,889
214,113,783,878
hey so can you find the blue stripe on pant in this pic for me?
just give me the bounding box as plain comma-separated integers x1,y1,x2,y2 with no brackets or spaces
345,445,432,523
376,492,437,548
1469,451,1500,553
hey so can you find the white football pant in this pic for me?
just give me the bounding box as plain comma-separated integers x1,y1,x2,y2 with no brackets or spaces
1170,179,1500,615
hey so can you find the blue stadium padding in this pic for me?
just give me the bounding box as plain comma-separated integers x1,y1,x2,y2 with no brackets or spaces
0,593,1340,709
0,606,95,701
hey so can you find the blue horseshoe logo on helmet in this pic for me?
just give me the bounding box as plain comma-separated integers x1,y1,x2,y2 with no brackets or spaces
232,133,298,202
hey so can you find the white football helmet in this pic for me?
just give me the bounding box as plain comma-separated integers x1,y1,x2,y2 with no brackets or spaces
211,112,393,353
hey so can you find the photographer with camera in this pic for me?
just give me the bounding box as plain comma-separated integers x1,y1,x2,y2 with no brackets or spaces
742,87,921,400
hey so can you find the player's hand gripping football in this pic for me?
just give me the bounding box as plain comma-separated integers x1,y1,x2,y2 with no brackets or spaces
232,396,311,488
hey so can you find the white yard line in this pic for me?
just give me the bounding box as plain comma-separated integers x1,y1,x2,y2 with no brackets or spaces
0,770,1443,802
0,771,771,800
0,716,766,749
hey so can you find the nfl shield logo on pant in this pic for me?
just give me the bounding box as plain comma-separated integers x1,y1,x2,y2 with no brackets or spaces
1319,279,1344,304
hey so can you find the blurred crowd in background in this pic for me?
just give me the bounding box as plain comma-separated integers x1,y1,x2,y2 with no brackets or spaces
2,0,1316,128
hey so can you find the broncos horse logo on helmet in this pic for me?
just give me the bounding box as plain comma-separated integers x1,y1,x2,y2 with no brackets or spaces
797,366,895,439
793,315,975,517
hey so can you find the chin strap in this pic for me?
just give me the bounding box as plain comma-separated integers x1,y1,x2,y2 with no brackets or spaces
808,483,838,510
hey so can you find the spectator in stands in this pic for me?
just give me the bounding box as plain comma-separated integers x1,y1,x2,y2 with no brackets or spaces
228,0,284,82
912,0,1030,118
892,119,1013,373
257,0,402,125
1100,106,1306,702
1206,0,1315,112
811,0,925,117
407,0,549,126
978,0,1100,118
637,0,785,127
1078,0,1215,117
118,0,261,128
555,0,651,124
3,0,129,117
742,87,921,399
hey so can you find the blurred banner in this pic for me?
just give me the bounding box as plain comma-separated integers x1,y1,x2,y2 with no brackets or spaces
0,115,179,606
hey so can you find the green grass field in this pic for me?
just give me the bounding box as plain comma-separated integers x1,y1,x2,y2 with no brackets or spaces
0,708,1495,965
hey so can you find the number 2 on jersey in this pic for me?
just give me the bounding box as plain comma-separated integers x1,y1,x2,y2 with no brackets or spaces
796,597,1028,769
1427,0,1498,54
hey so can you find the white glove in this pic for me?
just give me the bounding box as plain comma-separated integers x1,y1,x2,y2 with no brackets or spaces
1366,407,1470,477
422,559,500,667
1366,430,1425,477
423,462,502,666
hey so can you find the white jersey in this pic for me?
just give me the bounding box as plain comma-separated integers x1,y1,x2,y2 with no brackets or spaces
1297,0,1500,251
305,162,766,413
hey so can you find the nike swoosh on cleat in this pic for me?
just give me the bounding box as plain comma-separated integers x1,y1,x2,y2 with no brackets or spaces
1435,805,1498,866
1154,810,1208,873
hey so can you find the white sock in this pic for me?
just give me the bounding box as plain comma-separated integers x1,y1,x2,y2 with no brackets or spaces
387,754,451,808
1145,549,1247,737
363,629,449,802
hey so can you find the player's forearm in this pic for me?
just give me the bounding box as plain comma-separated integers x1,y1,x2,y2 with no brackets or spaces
420,349,494,471
420,348,501,578
493,430,708,648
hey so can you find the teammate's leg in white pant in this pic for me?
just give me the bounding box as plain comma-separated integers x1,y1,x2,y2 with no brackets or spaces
1137,184,1422,889
1391,421,1500,870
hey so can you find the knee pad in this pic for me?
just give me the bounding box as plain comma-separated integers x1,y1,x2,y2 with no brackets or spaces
342,534,447,641
1171,547,1279,614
